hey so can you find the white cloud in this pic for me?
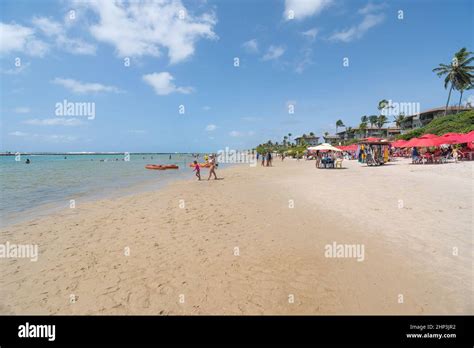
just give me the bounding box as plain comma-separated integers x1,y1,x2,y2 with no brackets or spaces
9,131,29,136
284,0,333,21
0,22,49,57
358,2,387,15
79,0,217,64
329,13,385,42
295,47,313,74
229,130,255,137
205,124,217,131
262,45,285,61
13,107,31,114
301,28,318,40
142,72,193,95
242,39,258,53
52,77,121,94
32,17,96,55
1,62,31,75
23,118,84,126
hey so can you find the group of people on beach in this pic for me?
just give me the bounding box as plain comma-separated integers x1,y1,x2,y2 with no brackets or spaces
257,152,273,167
192,154,218,181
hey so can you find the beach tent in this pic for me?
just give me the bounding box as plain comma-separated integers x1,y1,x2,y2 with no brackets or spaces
308,143,342,152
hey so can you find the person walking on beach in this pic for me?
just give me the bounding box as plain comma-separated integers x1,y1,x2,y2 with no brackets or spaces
452,147,460,163
208,155,218,180
266,152,272,167
261,153,265,166
192,160,201,180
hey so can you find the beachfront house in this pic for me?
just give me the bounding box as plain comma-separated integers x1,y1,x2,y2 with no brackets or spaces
336,126,401,140
322,135,341,145
295,135,319,146
400,105,474,132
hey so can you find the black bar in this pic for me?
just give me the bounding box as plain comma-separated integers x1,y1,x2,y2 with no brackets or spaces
0,315,472,346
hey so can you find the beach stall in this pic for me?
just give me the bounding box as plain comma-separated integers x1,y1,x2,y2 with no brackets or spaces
358,139,390,166
308,143,343,169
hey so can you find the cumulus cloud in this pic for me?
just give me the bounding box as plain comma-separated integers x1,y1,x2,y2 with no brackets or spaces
205,124,217,131
242,39,258,53
23,118,84,126
142,72,193,95
262,45,285,61
32,17,96,55
0,22,49,57
52,77,121,94
284,0,333,21
78,0,217,64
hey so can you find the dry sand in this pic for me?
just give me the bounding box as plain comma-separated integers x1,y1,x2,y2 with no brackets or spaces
0,158,472,314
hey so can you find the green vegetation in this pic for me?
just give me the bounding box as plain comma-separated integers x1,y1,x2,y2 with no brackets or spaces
433,47,473,116
397,110,474,140
255,134,312,158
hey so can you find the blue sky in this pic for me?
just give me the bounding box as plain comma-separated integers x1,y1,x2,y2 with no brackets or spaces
1,0,473,152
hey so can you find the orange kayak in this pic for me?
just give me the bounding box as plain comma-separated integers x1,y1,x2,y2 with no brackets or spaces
188,162,211,168
145,164,179,170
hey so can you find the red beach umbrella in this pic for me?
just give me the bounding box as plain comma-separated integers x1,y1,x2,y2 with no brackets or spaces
441,132,465,144
408,136,447,147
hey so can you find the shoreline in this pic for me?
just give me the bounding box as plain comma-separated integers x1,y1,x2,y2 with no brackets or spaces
0,158,471,314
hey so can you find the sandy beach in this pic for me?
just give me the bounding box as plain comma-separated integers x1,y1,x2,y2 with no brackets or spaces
0,158,472,315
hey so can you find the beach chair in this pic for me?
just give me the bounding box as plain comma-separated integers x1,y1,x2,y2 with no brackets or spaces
335,158,343,168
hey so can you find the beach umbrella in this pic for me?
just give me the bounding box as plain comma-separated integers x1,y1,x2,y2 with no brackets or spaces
362,137,382,142
459,130,474,144
391,139,408,148
441,132,465,144
308,143,343,152
419,134,438,139
407,136,447,147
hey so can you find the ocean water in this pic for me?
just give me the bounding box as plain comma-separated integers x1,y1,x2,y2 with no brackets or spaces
0,153,215,227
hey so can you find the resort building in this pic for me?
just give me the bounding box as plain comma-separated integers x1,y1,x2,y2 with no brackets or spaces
323,127,401,144
295,135,320,146
400,106,473,131
336,127,401,140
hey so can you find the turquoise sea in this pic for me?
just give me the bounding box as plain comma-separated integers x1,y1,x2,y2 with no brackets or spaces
0,153,214,227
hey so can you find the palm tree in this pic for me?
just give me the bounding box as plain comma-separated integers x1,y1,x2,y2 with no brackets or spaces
335,119,345,133
433,47,474,116
393,114,405,129
456,81,473,113
358,122,367,137
376,115,388,136
283,135,288,146
368,115,378,128
288,133,292,144
309,132,315,136
378,99,393,116
361,115,368,124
